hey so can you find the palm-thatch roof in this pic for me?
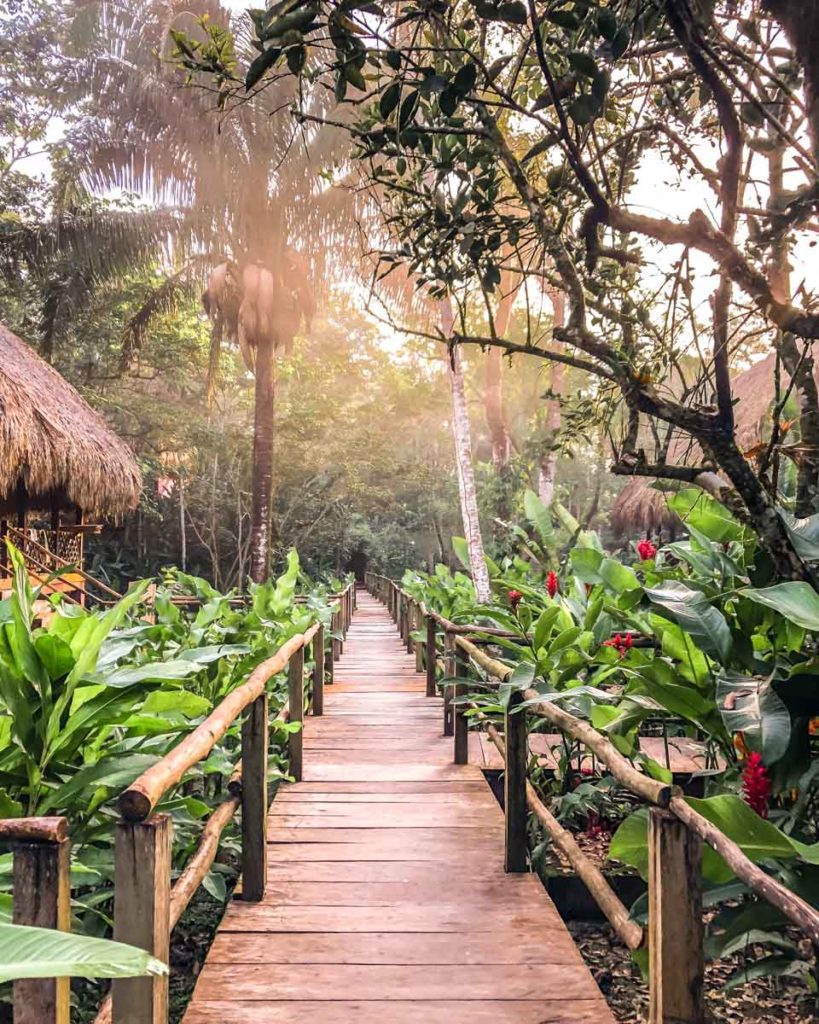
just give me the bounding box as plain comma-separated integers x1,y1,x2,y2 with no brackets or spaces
610,350,815,535
0,325,141,516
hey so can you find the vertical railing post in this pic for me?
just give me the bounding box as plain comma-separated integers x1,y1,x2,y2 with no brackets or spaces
443,630,455,736
112,814,172,1024
312,623,325,716
453,651,469,765
12,821,71,1024
414,605,424,672
288,645,306,782
425,614,437,698
504,690,528,872
406,599,414,655
241,692,268,901
331,607,342,664
648,809,705,1024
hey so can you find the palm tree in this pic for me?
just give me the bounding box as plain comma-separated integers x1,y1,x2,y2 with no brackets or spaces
65,0,354,581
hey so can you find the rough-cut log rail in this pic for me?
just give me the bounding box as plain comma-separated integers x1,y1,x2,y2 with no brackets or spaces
182,588,616,1024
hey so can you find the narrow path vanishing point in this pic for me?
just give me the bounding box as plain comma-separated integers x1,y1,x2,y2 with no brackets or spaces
183,588,617,1023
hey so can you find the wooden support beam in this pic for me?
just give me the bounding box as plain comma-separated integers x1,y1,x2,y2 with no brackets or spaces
288,646,305,782
648,808,704,1024
415,613,424,672
504,690,528,873
13,832,71,1024
312,622,325,716
331,609,342,663
443,631,455,737
240,693,268,902
406,600,414,655
425,615,437,698
112,814,172,1024
453,651,469,766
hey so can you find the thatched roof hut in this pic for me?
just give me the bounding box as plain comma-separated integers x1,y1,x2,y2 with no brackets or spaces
610,350,814,535
0,325,142,518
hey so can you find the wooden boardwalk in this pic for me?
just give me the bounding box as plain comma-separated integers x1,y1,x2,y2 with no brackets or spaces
183,588,616,1024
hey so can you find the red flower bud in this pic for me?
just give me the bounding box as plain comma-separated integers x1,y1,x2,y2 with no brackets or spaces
507,589,523,609
546,571,559,598
637,538,657,561
742,751,771,818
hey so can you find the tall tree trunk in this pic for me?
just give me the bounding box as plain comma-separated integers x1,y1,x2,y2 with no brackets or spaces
179,475,187,572
485,285,516,472
249,335,275,583
441,300,492,603
538,290,566,506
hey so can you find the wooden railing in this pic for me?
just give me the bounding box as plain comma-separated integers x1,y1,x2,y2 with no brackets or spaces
5,525,123,607
364,573,819,1024
0,582,355,1024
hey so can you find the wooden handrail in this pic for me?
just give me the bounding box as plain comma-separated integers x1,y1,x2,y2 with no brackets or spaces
474,710,644,951
450,631,819,947
0,817,68,843
6,525,123,601
119,629,317,821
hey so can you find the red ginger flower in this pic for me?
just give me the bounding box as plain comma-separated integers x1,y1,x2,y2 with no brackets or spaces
637,538,657,561
742,751,771,818
602,632,633,658
546,571,559,598
507,589,523,609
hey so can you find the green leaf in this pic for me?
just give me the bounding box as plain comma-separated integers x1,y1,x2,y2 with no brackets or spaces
523,488,554,551
104,660,205,687
741,581,819,631
497,1,527,24
0,923,167,983
245,45,281,90
570,547,603,584
547,10,579,30
451,537,471,572
566,94,598,124
645,582,731,661
379,81,401,119
667,489,743,543
453,62,477,94
567,52,598,78
717,673,791,764
598,558,640,594
686,794,799,883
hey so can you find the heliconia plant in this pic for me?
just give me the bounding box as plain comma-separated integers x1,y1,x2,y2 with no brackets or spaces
403,486,819,991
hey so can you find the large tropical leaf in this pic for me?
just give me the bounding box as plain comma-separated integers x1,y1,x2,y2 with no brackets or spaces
741,582,819,631
644,581,732,661
0,923,166,983
716,673,792,764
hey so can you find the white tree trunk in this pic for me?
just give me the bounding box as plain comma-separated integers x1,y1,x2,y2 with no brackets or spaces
538,290,565,507
441,299,492,604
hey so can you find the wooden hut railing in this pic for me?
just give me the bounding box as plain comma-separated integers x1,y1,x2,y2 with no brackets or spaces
4,525,123,606
0,581,355,1024
364,573,819,1024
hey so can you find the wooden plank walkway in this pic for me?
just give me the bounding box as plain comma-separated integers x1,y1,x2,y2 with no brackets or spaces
183,588,616,1024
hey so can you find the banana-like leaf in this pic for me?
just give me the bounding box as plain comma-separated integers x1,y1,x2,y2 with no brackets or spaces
0,923,167,982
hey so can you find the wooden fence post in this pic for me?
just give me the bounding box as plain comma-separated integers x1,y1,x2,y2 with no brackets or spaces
241,693,268,902
112,814,172,1024
425,615,437,698
12,826,71,1024
648,809,705,1024
331,608,342,663
288,645,305,783
313,623,325,716
406,600,414,655
504,690,528,873
453,652,469,766
414,606,424,672
443,631,455,737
